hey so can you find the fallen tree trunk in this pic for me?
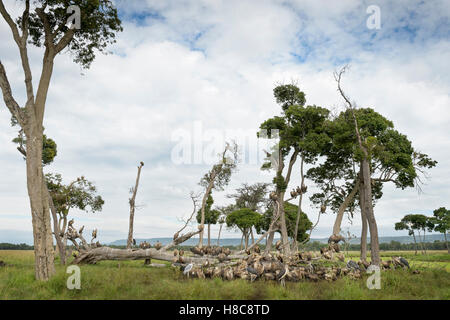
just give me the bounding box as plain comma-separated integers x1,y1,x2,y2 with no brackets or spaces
72,246,217,264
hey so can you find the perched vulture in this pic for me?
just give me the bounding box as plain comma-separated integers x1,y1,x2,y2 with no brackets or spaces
154,242,162,250
399,257,410,268
346,260,361,271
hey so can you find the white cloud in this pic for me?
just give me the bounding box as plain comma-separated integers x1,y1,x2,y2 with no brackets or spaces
0,0,449,243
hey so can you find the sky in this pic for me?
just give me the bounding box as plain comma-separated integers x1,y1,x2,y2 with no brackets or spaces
0,0,449,244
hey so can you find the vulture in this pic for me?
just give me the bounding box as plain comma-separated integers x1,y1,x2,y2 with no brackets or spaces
154,242,162,250
275,240,282,251
346,260,361,271
132,238,136,246
399,257,410,268
92,229,98,240
246,266,259,282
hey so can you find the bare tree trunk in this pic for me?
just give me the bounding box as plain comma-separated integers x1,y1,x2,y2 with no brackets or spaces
199,176,215,248
360,207,368,262
25,126,55,280
278,191,290,255
361,159,380,266
412,232,418,255
265,231,275,253
359,173,368,262
250,228,254,245
207,223,211,247
245,230,250,249
127,162,144,249
332,182,359,236
217,223,223,246
48,189,65,265
240,233,244,250
418,231,425,254
292,156,304,252
444,232,449,254
423,229,427,254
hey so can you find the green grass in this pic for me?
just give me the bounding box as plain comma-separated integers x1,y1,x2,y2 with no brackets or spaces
0,250,449,299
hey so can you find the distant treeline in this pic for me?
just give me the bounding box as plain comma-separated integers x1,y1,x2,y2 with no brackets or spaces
0,243,34,250
303,240,449,251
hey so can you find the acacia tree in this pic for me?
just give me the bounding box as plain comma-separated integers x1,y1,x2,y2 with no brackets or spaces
428,207,450,253
198,142,239,248
46,173,104,264
395,214,432,254
227,182,270,244
332,67,436,264
226,208,262,250
0,0,122,280
196,192,220,246
259,84,328,255
395,214,421,254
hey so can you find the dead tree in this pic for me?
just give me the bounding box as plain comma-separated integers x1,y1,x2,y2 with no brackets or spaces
198,142,239,248
127,162,144,249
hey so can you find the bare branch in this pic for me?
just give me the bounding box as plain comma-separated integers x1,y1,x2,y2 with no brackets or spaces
0,61,25,126
0,0,22,45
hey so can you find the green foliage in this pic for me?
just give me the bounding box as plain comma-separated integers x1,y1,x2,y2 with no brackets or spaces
310,106,437,219
273,84,306,111
41,135,57,165
11,125,57,166
259,84,330,193
429,207,450,234
23,0,123,69
395,214,433,237
260,202,312,242
196,193,220,225
199,142,239,192
226,208,262,233
227,183,270,212
45,173,104,217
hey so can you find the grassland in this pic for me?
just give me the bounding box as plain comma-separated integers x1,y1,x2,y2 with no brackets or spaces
0,250,449,300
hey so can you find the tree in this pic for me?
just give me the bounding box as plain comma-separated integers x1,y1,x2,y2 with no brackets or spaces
258,83,329,254
227,182,270,245
227,182,270,212
428,207,450,253
196,193,220,246
395,215,420,255
0,0,122,280
259,202,312,244
215,204,235,246
46,173,104,264
127,162,144,249
333,66,437,265
198,141,239,248
226,208,262,250
395,214,431,254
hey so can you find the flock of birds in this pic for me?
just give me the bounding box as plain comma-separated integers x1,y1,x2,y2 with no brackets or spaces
175,241,413,285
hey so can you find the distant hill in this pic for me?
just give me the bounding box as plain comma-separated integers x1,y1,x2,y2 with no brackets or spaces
108,234,446,246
